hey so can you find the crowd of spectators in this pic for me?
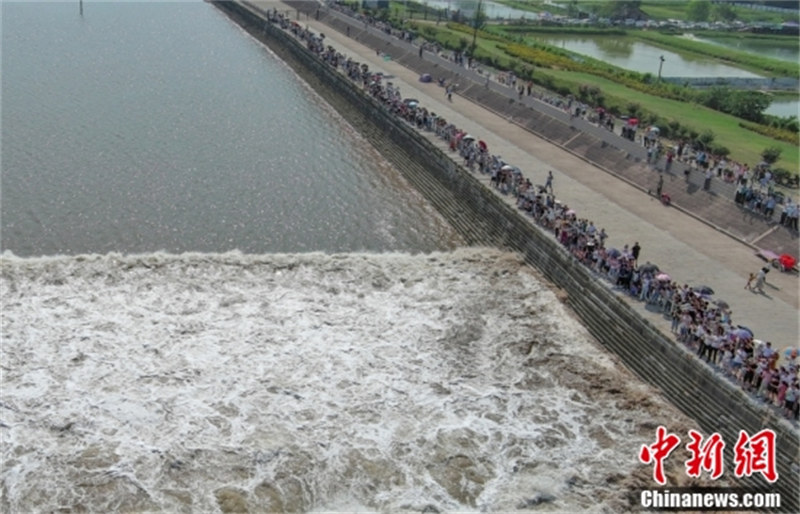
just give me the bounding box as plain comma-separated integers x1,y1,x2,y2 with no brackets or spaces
268,8,799,421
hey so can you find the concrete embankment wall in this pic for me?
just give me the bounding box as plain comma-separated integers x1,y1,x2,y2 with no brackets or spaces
214,2,798,508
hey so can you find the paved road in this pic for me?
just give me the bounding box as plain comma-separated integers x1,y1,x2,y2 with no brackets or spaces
257,1,799,360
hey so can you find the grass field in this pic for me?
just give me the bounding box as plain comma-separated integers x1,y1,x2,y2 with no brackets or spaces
412,22,798,171
544,69,798,169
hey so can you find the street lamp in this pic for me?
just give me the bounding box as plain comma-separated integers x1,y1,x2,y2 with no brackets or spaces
471,0,483,54
658,55,665,81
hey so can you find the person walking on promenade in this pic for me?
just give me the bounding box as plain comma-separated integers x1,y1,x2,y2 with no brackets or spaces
631,242,641,267
703,167,713,191
545,170,554,194
656,174,664,198
753,267,769,293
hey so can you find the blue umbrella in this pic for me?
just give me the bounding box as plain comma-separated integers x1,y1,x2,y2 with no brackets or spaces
732,329,751,339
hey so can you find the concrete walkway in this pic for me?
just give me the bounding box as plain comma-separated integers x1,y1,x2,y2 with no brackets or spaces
313,3,800,256
256,1,799,361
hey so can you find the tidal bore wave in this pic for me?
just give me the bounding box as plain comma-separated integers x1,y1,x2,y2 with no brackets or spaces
1,248,697,512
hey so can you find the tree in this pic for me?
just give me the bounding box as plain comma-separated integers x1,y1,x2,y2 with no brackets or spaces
698,129,715,149
686,0,711,22
597,0,642,20
725,91,771,122
702,86,730,111
712,2,737,22
566,0,580,18
761,147,782,165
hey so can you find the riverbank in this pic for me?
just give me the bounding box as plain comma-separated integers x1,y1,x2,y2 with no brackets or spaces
217,0,800,507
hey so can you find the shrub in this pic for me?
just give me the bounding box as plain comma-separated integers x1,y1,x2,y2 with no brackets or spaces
761,146,782,165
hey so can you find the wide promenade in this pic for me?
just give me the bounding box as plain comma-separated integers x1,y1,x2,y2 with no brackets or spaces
257,1,798,362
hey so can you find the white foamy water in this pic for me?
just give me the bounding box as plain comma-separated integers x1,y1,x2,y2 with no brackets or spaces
1,249,699,512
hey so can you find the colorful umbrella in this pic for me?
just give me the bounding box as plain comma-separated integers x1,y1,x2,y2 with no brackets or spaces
757,249,780,262
697,285,715,296
778,254,797,270
656,273,671,281
639,263,659,273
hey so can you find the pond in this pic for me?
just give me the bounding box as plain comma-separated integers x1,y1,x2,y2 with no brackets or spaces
681,33,800,64
421,0,539,20
531,35,796,119
535,35,763,78
764,98,799,119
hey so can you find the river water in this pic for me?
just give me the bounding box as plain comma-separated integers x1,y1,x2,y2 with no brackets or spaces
1,1,703,512
1,1,458,256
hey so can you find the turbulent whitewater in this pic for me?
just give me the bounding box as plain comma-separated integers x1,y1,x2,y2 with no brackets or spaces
1,248,697,512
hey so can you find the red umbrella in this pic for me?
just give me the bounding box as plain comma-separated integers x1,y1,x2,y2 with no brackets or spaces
628,118,639,126
778,254,797,270
478,140,487,151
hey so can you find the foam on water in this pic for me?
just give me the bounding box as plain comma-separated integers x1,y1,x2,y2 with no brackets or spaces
1,249,699,512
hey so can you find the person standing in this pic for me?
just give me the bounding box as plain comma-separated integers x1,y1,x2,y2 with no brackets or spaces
544,170,554,194
631,242,641,267
753,267,769,293
703,167,713,191
656,174,664,198
744,272,756,290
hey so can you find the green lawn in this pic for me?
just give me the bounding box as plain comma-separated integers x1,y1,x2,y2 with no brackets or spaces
545,69,798,169
412,21,797,171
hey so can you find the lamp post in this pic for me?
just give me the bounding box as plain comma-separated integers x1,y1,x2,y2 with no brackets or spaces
471,0,483,55
658,55,665,82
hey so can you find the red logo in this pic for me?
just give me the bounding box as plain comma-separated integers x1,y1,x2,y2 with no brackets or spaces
640,428,778,485
733,429,779,483
685,430,725,480
639,426,682,485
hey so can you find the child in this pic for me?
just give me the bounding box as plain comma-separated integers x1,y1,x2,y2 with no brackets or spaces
744,272,756,290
